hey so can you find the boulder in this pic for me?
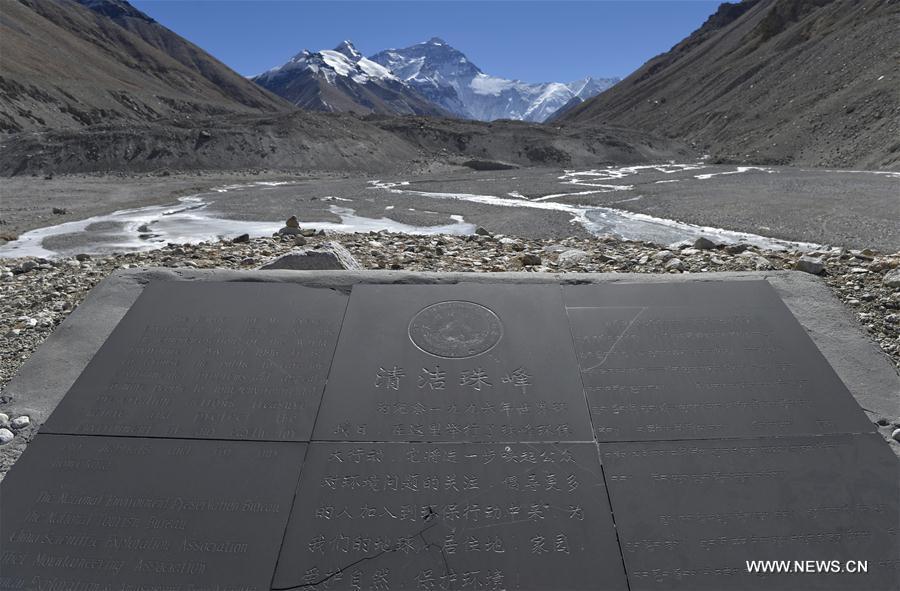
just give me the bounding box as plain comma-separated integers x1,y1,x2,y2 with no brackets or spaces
260,242,361,271
795,256,826,275
499,237,524,251
883,269,900,288
10,416,29,429
693,236,717,250
724,243,749,255
517,253,542,267
558,249,589,269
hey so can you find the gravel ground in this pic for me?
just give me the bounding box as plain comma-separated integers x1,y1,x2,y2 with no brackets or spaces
1,230,898,444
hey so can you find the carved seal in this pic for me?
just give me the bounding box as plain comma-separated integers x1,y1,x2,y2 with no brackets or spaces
408,301,503,359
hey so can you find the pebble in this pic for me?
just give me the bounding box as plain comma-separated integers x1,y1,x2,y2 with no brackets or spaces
499,237,524,251
893,428,900,443
475,227,491,236
285,215,299,228
541,244,568,254
14,261,37,274
0,412,8,428
0,428,13,445
232,233,250,244
10,415,29,429
752,256,774,270
652,250,675,262
665,258,685,272
517,253,542,267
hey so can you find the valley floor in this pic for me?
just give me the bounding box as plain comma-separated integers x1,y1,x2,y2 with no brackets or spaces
2,163,898,256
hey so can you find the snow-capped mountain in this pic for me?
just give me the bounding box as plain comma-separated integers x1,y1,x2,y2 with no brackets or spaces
253,38,617,122
370,38,619,122
252,41,447,116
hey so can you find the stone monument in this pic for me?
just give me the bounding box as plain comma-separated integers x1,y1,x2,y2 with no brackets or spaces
0,273,896,590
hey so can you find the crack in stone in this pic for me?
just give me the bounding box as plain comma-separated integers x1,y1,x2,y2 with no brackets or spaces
271,521,441,590
582,307,646,372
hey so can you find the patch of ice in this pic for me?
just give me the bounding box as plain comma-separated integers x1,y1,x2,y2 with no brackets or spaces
534,187,632,201
0,184,474,259
311,206,474,236
213,181,297,193
0,196,272,259
368,179,820,251
560,163,707,185
694,167,774,180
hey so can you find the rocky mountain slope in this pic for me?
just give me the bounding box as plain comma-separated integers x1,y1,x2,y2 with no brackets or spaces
0,0,289,133
560,0,900,169
370,38,619,122
0,110,691,176
252,41,447,116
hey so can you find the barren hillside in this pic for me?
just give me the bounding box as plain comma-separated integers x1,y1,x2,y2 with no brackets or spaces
0,0,289,133
561,0,900,169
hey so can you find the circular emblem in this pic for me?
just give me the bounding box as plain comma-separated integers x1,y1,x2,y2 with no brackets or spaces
408,301,503,359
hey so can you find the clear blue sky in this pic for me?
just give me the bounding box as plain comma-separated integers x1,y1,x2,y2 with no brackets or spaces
131,1,720,82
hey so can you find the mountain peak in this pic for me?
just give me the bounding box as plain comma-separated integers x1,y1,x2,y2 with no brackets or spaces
333,40,361,60
369,40,617,122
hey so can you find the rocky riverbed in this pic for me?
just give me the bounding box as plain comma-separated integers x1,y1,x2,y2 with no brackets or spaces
1,230,899,450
